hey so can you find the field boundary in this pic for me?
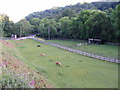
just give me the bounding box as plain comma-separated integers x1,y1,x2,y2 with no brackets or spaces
31,38,120,64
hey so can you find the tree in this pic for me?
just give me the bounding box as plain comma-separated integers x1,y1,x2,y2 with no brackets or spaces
69,10,114,42
0,15,5,37
13,23,21,36
0,22,4,37
47,19,57,39
59,17,71,39
14,19,33,37
75,10,94,40
61,7,76,17
30,18,40,33
0,14,14,37
37,18,58,39
85,10,114,41
110,4,120,43
69,17,79,39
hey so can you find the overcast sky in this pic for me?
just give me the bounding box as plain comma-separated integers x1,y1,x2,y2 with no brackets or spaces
0,0,103,22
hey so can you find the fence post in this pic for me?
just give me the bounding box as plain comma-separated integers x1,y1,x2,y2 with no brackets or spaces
93,52,95,58
97,53,99,59
115,58,117,63
103,54,105,61
90,52,92,57
101,53,103,60
82,49,83,55
92,51,94,58
90,51,92,58
99,53,101,60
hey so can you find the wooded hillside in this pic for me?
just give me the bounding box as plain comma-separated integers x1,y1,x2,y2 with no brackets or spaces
26,2,119,20
0,1,120,43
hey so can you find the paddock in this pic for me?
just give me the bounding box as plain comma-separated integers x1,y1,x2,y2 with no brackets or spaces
9,39,118,88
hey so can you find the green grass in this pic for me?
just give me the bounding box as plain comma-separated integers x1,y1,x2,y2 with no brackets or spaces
46,40,85,47
46,40,119,58
10,39,118,88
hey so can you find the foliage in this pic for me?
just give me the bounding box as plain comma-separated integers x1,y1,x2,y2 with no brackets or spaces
84,10,114,41
35,18,58,39
13,19,33,37
110,4,120,43
26,2,119,20
0,14,14,37
1,68,30,88
26,2,119,43
61,7,76,17
0,2,120,43
0,22,4,37
59,17,71,38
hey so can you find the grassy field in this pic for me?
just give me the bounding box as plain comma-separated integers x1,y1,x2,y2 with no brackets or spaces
46,40,119,58
9,39,118,88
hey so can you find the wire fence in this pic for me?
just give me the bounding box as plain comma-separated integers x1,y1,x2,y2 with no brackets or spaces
31,38,120,64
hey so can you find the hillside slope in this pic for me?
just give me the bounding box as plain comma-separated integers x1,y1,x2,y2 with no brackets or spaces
0,40,54,88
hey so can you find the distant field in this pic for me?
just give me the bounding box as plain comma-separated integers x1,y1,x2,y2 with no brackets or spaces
9,39,118,88
46,40,119,58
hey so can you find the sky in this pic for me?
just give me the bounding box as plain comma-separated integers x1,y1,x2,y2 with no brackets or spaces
0,0,100,22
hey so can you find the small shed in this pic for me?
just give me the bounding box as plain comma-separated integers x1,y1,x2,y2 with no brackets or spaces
88,38,104,44
88,38,94,44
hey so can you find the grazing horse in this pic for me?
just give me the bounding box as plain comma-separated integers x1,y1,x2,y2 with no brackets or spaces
56,62,61,66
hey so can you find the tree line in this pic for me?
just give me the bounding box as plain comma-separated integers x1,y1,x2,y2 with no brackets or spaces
0,2,120,43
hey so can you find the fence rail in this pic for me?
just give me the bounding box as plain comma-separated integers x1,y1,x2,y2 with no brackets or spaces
0,37,12,40
31,38,120,64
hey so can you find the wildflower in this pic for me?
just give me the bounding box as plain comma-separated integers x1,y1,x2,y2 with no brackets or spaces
29,80,35,86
